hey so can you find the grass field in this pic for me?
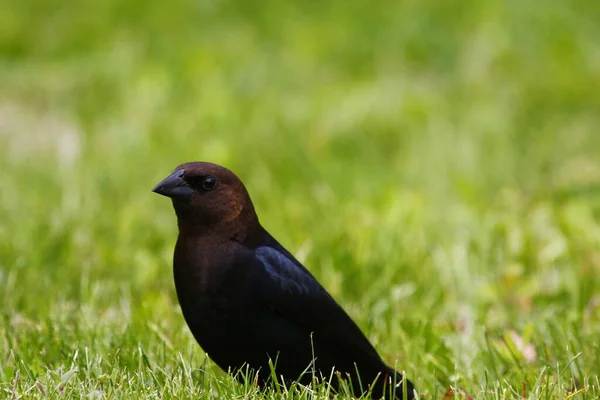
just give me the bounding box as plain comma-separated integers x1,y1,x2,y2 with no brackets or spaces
2,0,600,398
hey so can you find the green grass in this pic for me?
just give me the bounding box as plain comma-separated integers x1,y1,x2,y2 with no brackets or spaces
1,0,600,398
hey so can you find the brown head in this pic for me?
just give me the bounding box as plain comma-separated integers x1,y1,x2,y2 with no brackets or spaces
153,162,261,240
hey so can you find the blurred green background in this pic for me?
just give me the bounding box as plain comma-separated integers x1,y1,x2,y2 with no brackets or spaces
1,0,600,398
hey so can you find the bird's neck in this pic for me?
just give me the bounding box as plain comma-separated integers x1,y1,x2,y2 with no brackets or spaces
175,206,265,247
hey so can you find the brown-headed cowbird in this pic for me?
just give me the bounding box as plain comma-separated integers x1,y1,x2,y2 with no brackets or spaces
152,162,416,399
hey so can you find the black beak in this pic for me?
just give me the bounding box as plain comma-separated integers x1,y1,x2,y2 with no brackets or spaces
152,169,193,202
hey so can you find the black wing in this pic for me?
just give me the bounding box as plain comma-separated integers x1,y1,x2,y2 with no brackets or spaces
250,245,386,370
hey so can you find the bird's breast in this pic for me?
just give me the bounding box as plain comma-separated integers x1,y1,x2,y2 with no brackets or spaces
172,243,254,339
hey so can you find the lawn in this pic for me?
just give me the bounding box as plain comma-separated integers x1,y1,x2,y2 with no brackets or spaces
1,0,600,398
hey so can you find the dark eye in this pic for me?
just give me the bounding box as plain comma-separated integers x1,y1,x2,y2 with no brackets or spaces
202,176,217,191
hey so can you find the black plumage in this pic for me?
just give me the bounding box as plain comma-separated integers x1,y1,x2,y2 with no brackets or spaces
153,162,415,399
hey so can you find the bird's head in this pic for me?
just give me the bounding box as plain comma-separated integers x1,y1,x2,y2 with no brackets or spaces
153,162,259,236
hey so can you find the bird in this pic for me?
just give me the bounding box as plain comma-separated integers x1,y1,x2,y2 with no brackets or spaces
152,161,416,399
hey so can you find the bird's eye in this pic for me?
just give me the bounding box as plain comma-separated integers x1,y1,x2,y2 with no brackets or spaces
202,176,217,191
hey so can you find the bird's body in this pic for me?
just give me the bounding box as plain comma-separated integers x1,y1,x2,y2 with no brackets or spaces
153,162,415,399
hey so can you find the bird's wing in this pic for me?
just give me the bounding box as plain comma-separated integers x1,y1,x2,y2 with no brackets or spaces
249,245,384,366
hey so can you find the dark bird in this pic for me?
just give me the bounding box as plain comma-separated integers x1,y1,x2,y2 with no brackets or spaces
152,161,416,399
